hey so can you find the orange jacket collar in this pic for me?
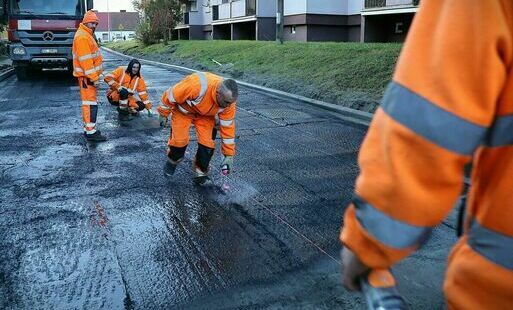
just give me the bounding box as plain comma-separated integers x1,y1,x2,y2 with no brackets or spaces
79,23,93,35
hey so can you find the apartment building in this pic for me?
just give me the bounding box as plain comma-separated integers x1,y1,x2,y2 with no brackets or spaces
174,0,213,40
284,0,362,42
361,0,420,42
209,0,276,41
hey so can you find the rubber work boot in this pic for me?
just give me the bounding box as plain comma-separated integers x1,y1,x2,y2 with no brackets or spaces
163,159,178,177
85,130,107,142
192,161,211,185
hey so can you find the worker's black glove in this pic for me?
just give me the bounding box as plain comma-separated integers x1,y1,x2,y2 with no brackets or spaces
119,87,130,99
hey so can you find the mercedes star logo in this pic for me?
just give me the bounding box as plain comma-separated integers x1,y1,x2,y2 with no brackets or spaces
42,31,54,41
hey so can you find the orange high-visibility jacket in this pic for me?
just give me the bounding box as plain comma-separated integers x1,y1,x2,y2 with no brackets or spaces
160,72,236,156
340,0,513,309
72,23,103,82
104,66,150,105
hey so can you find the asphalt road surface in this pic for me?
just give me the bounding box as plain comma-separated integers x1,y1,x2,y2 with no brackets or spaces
0,50,458,309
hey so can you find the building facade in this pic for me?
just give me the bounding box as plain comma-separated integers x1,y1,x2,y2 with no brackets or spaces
360,0,420,42
96,11,139,43
283,0,361,42
172,0,420,43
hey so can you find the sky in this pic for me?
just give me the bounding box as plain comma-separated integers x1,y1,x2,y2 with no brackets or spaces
94,0,136,12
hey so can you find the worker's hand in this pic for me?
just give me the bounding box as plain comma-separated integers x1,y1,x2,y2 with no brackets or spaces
159,115,169,127
220,155,234,175
341,247,370,291
119,87,129,98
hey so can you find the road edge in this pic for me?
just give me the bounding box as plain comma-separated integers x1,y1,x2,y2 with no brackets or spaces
0,68,14,82
102,47,373,126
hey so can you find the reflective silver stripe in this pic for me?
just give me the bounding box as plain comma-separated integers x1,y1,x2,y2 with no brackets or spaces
220,119,233,127
468,220,513,270
354,196,432,249
95,65,103,72
382,82,487,156
82,101,97,106
217,108,225,114
485,115,513,147
177,105,189,114
186,72,208,106
84,67,96,75
85,128,97,134
138,91,147,96
143,100,151,104
132,78,139,93
78,53,95,61
159,104,171,110
105,74,115,78
107,80,115,85
74,67,84,73
167,87,176,102
222,138,235,145
85,122,96,128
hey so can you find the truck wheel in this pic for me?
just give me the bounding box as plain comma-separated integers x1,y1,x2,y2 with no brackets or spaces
15,66,29,81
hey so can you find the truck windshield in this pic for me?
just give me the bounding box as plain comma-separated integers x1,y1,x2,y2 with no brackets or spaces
10,0,84,17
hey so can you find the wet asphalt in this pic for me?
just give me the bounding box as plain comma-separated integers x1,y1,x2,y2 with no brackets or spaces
0,50,458,309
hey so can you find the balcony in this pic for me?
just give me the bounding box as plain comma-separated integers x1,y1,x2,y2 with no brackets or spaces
216,0,257,20
364,0,420,9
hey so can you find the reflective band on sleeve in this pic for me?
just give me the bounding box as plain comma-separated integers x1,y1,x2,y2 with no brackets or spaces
107,80,115,85
82,101,98,106
186,72,208,106
78,53,95,61
105,74,115,78
85,68,96,75
468,220,513,270
353,196,432,249
485,114,513,147
74,68,84,73
159,104,171,110
220,119,233,127
382,81,487,156
222,138,235,145
138,91,147,96
167,87,176,103
177,105,189,114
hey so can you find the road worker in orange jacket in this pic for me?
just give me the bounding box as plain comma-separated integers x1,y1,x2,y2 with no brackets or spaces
72,10,105,142
158,72,237,184
104,59,153,117
340,1,513,309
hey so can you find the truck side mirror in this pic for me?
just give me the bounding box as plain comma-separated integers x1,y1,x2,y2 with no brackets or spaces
87,0,94,11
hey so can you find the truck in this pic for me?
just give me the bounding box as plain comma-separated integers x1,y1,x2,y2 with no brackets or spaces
0,0,94,80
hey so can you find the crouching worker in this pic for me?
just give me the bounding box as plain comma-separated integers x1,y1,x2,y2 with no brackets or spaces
104,59,152,117
159,72,237,184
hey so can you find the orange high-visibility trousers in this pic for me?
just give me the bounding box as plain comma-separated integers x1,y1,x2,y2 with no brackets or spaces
78,77,98,135
169,109,216,149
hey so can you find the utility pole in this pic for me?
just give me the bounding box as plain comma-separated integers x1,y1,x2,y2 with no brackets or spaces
107,0,111,42
276,0,284,44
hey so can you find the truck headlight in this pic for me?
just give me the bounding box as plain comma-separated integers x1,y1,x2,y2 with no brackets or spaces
12,47,26,55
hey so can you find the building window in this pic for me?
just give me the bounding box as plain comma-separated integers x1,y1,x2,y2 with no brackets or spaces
395,22,404,34
291,26,296,34
190,1,198,11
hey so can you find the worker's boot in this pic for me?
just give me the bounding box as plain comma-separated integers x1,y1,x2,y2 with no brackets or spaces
164,146,186,177
85,130,107,142
117,99,132,120
193,144,214,185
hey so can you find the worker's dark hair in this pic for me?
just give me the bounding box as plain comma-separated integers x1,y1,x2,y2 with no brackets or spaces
126,59,141,77
222,79,238,99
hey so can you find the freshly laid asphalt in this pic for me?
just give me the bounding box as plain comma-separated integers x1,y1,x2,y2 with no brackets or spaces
0,50,457,309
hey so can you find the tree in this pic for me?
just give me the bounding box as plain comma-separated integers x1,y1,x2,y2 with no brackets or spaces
132,0,186,45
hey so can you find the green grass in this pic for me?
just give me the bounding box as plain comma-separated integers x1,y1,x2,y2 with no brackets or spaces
106,40,402,112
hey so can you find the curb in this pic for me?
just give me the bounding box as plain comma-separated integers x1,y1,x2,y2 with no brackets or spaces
0,67,14,82
102,47,373,126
